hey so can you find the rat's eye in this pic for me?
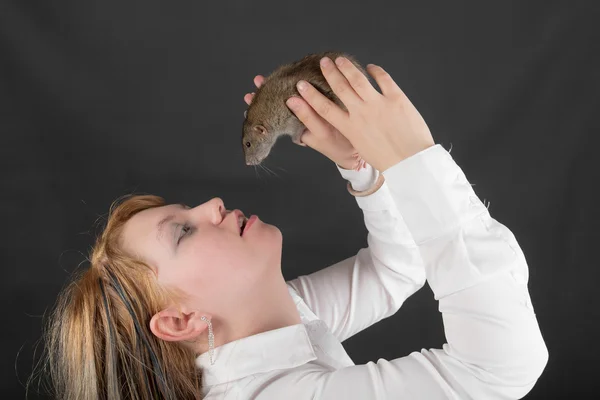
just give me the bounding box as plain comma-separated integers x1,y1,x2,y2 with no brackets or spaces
244,110,247,118
245,142,251,148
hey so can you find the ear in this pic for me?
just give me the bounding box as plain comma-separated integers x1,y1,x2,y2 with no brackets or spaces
149,307,210,343
255,125,267,135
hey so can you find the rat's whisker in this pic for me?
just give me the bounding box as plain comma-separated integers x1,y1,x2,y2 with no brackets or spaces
260,163,272,176
256,164,266,179
269,166,285,180
258,163,272,178
262,163,282,180
253,165,264,181
261,164,276,179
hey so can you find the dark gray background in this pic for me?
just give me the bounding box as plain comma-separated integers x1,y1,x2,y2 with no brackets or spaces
1,0,598,398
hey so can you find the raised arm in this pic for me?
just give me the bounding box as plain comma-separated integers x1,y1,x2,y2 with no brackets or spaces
278,56,547,399
310,144,548,399
287,162,427,342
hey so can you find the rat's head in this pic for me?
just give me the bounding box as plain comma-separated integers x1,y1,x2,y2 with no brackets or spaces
241,77,301,166
242,118,276,166
242,93,285,165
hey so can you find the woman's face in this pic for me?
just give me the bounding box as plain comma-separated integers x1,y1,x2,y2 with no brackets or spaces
120,197,283,314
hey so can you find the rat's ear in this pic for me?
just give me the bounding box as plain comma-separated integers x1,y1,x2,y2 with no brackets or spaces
255,125,267,135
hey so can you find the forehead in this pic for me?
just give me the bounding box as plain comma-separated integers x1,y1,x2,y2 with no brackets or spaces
121,204,181,265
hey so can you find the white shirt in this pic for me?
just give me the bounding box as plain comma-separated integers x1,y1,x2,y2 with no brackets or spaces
195,144,549,399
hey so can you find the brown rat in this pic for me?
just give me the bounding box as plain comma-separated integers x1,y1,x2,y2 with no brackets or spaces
242,51,371,168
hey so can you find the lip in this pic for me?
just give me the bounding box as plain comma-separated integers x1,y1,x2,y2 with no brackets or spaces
231,209,246,234
242,215,258,236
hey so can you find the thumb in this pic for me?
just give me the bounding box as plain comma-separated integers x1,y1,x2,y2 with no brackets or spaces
296,129,321,151
294,129,309,147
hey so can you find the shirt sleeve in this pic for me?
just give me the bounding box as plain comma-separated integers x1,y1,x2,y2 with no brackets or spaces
286,161,427,343
303,144,548,399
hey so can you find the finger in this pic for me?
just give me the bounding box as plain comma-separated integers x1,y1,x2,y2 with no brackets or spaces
286,96,331,139
244,92,255,105
320,57,362,108
254,75,265,89
366,64,404,99
334,56,380,101
296,139,308,147
354,159,363,171
285,96,331,151
291,130,308,147
294,128,321,152
294,80,348,133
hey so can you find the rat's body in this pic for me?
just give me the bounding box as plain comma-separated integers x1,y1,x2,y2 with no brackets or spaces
242,51,370,166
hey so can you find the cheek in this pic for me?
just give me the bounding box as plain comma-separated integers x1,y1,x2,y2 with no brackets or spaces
158,239,222,291
186,235,247,277
187,239,256,303
162,228,283,299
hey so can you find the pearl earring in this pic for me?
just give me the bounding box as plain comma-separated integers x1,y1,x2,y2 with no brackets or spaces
200,316,215,365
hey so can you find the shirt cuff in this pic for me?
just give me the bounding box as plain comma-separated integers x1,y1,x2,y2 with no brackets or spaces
382,144,489,244
336,163,395,211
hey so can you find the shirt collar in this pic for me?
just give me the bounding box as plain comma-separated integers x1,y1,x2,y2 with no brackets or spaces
195,322,317,387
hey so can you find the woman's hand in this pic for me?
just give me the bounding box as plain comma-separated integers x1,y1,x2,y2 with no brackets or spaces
286,56,435,172
243,76,366,171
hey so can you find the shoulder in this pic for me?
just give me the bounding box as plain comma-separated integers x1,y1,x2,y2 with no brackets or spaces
245,364,329,399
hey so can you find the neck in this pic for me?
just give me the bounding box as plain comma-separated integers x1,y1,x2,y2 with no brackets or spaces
195,270,301,356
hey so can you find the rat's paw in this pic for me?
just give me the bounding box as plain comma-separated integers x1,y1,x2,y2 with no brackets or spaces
244,92,255,106
243,75,265,106
254,75,265,88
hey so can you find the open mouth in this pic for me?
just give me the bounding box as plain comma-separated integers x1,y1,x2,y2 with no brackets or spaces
238,215,248,236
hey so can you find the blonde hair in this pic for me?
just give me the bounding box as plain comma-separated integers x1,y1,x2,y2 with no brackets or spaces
29,194,203,399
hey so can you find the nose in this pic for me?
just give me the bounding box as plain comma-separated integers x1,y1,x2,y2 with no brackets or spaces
208,197,226,223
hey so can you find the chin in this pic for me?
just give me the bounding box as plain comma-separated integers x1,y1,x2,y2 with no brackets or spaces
263,224,282,249
257,224,283,264
252,218,281,237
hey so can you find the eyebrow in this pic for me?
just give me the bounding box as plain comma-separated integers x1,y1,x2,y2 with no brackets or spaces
156,203,189,243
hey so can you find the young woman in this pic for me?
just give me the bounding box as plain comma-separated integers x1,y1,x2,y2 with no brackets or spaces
37,56,548,399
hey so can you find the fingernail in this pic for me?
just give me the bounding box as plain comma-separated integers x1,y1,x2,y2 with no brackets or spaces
335,57,345,66
297,80,307,92
367,63,377,68
286,97,299,109
320,57,331,67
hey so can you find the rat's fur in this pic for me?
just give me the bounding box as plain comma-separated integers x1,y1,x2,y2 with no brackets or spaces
242,51,370,165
